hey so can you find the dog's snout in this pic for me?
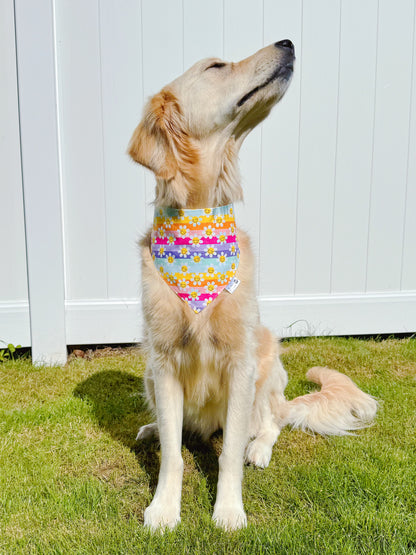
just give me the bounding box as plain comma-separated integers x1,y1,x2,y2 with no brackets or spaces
275,39,294,53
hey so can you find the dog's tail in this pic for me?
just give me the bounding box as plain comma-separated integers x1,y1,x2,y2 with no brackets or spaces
275,366,378,435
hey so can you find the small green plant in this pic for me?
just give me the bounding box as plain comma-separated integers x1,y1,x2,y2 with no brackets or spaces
0,341,22,362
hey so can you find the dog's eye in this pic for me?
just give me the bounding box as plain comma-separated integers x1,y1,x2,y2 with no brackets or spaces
206,62,226,70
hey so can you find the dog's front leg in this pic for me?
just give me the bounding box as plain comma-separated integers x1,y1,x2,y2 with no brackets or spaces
213,354,256,530
144,355,184,531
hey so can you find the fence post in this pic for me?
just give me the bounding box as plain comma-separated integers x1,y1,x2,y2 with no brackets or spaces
14,0,67,365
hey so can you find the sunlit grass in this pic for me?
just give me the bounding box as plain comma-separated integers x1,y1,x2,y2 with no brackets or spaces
0,338,415,554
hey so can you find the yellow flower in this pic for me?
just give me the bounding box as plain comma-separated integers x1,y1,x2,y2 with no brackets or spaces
205,282,217,294
219,273,227,283
192,274,203,285
207,267,215,274
204,226,214,237
193,255,201,263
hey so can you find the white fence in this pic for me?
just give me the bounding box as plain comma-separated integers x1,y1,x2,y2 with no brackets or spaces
2,0,416,364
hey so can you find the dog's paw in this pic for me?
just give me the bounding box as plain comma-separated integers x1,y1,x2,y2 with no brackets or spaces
212,504,247,531
144,500,180,531
245,439,272,468
136,422,158,441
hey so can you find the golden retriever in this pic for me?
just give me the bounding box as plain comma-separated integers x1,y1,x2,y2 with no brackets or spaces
128,40,377,531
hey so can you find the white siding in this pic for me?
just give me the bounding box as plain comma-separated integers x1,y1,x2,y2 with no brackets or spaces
2,0,416,360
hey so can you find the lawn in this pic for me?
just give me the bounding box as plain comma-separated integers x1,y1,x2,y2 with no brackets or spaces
0,337,415,554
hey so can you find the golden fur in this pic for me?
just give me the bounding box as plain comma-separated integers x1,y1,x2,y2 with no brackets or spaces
128,41,377,531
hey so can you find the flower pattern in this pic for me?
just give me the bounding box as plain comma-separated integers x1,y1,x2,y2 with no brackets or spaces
218,252,227,264
204,225,215,238
205,245,217,257
151,203,240,313
205,281,217,294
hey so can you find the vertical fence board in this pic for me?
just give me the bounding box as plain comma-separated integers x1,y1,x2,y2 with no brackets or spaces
366,0,414,292
401,5,416,292
99,0,144,299
55,0,107,300
14,0,66,363
330,0,378,293
295,0,341,294
0,0,28,303
259,0,302,296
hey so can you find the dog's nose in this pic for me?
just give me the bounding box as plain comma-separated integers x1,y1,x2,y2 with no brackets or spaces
275,39,294,53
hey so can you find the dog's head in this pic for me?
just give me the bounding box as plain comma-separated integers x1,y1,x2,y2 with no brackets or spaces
129,41,294,206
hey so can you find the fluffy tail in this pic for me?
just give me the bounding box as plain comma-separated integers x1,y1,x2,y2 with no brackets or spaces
276,367,378,436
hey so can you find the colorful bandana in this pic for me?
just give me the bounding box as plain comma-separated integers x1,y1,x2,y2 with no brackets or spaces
151,203,240,313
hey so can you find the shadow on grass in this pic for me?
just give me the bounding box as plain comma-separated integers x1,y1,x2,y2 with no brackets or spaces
73,370,220,498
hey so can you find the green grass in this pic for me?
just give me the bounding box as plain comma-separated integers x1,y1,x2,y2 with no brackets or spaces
0,338,415,554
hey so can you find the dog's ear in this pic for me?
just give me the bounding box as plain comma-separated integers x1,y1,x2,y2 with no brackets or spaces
128,90,197,181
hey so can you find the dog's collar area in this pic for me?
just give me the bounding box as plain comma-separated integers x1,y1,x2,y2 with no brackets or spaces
151,203,240,313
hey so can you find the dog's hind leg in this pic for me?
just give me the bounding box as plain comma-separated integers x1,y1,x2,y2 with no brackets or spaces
245,328,288,468
136,367,159,440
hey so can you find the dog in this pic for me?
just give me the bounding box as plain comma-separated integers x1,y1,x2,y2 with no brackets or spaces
128,40,377,531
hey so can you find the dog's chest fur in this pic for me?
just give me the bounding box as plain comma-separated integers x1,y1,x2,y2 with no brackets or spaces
140,228,259,436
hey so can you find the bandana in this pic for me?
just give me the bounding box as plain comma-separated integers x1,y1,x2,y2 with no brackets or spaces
151,203,240,313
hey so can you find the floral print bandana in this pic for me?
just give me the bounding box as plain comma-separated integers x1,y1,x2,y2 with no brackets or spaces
151,203,240,313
